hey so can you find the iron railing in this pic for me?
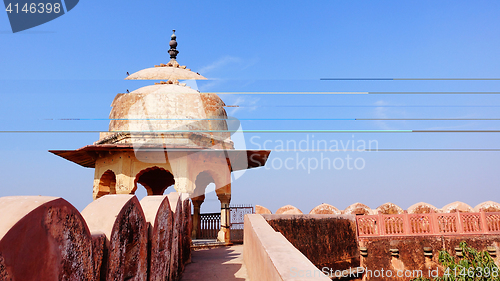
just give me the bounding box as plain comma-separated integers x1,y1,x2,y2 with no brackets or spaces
199,212,220,239
198,205,254,241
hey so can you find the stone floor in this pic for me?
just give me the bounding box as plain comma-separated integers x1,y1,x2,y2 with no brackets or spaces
191,239,233,249
181,244,249,280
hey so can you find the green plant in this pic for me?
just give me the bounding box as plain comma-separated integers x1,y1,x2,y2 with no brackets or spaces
411,242,499,281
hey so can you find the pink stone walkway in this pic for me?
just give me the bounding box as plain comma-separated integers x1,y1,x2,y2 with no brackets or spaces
181,245,249,280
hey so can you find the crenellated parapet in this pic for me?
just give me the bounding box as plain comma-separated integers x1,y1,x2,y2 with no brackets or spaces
344,202,376,215
275,204,303,214
0,196,94,280
309,203,342,215
260,201,500,215
0,194,192,280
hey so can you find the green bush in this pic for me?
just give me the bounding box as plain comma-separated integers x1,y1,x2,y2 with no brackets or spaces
411,242,499,281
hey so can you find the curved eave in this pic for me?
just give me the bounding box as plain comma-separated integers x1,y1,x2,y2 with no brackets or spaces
125,67,207,80
49,145,270,172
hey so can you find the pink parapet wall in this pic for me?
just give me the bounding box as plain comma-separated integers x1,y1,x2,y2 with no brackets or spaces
243,214,331,281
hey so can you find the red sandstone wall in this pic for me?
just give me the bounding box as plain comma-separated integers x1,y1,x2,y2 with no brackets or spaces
263,214,360,273
360,236,500,281
259,213,500,281
0,194,192,281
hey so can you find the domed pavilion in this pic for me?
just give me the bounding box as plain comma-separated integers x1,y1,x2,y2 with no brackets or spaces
50,31,270,242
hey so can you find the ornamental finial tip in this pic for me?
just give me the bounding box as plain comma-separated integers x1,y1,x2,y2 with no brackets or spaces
168,29,179,59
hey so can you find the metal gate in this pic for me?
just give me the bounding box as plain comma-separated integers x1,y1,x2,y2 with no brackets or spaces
230,205,254,243
198,205,254,241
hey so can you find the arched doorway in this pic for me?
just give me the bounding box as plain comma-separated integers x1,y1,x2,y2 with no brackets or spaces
134,167,175,196
191,171,216,239
96,170,116,199
191,170,232,242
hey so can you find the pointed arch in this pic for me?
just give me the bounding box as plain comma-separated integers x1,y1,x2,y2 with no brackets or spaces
192,170,218,198
134,166,175,196
97,170,116,199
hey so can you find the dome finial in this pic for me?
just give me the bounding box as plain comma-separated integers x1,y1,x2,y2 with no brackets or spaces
168,29,179,59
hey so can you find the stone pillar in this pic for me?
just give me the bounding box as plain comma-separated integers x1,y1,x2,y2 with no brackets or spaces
169,151,196,194
217,192,231,242
115,173,132,195
191,195,205,239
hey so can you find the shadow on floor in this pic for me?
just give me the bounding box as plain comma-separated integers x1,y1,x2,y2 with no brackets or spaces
181,245,248,281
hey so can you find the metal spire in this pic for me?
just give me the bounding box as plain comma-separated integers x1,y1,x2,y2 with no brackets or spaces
168,29,179,59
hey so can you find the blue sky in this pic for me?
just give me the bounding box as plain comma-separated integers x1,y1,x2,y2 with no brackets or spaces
1,1,500,213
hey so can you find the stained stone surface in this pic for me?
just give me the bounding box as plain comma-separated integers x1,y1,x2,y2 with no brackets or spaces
180,193,193,266
263,214,360,273
0,196,93,281
82,195,148,281
105,84,232,148
91,231,106,281
140,195,173,281
167,192,182,281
